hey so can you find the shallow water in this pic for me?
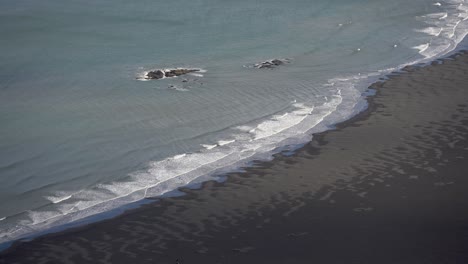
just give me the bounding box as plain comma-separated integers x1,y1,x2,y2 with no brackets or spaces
0,0,467,243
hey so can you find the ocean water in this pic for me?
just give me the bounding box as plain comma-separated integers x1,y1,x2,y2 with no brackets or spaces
0,0,467,244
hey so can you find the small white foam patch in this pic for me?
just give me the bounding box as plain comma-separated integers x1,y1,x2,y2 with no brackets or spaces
173,154,186,160
235,125,253,132
46,195,72,203
169,85,190,92
136,71,153,81
415,27,443,36
44,192,73,204
447,20,462,38
338,21,352,27
422,12,449,19
458,3,468,20
189,73,204,77
218,139,236,146
0,217,5,221
201,144,217,150
413,43,430,53
250,104,313,141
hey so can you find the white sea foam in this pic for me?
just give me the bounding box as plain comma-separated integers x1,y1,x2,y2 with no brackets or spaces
416,27,444,36
413,43,430,53
412,0,468,59
201,144,217,150
189,73,204,77
422,12,449,19
0,86,350,244
458,3,468,20
173,154,187,159
218,139,236,146
250,104,314,141
136,71,152,81
27,210,62,225
169,85,190,92
235,125,254,132
45,194,73,204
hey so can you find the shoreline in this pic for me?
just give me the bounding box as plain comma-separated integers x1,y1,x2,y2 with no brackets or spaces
2,46,468,262
1,32,467,250
0,62,400,252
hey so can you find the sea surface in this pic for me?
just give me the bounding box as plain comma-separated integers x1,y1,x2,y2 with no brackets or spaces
0,0,467,245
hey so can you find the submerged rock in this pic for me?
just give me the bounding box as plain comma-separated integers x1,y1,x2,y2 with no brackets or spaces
145,68,200,80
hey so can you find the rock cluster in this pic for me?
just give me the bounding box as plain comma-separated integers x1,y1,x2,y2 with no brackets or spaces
146,69,200,80
142,58,290,85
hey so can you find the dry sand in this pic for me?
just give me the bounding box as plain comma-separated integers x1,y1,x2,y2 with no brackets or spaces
1,51,468,264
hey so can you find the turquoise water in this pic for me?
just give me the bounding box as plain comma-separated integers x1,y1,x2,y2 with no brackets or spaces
1,0,467,243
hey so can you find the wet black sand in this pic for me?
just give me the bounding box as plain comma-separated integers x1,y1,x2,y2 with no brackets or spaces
2,51,468,264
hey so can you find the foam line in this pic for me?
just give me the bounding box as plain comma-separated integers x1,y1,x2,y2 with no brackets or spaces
416,27,443,36
218,140,236,146
414,43,430,52
201,144,217,150
45,195,73,204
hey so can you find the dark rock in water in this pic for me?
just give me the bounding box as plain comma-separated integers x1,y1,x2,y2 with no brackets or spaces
145,68,200,80
165,71,176,78
146,70,165,79
254,59,288,69
258,62,274,69
271,59,284,66
165,69,199,78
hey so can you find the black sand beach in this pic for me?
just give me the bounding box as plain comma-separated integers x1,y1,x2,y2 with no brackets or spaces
2,51,468,264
